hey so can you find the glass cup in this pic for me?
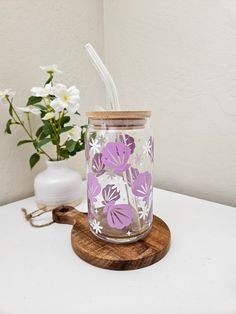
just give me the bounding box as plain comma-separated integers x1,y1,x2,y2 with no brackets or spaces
86,111,154,243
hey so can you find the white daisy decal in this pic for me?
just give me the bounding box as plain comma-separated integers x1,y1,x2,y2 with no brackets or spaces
143,140,152,156
91,219,103,234
139,207,149,220
90,138,101,154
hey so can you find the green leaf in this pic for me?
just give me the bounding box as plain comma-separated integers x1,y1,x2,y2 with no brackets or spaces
32,104,46,111
66,140,77,153
36,125,44,137
26,96,42,106
44,75,53,86
39,131,47,140
8,103,13,117
17,139,32,146
43,122,53,136
60,126,73,134
29,153,40,169
35,137,51,149
61,116,70,125
5,119,12,134
59,149,70,159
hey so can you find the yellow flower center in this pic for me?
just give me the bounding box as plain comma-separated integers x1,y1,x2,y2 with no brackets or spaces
63,95,69,102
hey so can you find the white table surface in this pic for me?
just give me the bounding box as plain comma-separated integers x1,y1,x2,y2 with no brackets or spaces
0,183,236,314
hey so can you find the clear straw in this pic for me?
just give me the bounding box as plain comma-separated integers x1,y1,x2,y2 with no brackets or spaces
84,43,120,111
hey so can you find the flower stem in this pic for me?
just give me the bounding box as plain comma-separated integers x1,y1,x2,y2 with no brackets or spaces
6,96,53,160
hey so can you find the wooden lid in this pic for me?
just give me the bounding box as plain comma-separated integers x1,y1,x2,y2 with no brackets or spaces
86,110,151,119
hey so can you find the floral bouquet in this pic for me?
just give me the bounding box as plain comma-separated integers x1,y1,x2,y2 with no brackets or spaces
1,64,86,168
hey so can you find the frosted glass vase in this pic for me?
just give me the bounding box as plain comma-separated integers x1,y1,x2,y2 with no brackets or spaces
34,160,82,209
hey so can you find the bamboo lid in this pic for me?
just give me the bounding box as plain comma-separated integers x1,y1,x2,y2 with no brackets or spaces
86,110,151,120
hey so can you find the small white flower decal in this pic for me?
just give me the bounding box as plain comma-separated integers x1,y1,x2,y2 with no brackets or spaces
139,207,149,220
91,219,103,234
134,153,143,165
143,140,152,156
97,132,106,146
106,168,116,180
89,138,100,154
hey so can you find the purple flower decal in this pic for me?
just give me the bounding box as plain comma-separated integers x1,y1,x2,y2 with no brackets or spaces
148,136,154,162
104,204,132,229
102,184,120,207
101,183,132,229
126,167,139,187
87,172,101,203
119,134,135,154
101,141,131,174
132,171,152,204
92,153,105,177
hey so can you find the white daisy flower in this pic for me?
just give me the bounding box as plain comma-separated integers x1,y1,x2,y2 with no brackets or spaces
51,84,80,114
143,140,152,156
91,219,103,234
89,138,100,154
40,64,62,74
31,84,52,97
0,88,15,104
68,126,81,141
42,112,55,120
17,106,41,115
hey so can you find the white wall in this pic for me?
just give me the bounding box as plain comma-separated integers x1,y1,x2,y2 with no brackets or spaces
1,0,236,207
0,0,105,205
103,0,236,207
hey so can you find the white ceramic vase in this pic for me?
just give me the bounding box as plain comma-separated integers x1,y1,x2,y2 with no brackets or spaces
34,160,82,208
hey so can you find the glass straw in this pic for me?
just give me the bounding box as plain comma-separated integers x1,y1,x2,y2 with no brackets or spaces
84,43,120,111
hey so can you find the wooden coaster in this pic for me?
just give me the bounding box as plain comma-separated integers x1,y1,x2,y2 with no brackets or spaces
53,206,171,271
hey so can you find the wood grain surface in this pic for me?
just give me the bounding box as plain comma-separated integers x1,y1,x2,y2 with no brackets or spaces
53,205,171,270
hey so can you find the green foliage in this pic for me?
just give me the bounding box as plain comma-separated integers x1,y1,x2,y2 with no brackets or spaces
44,75,53,86
5,119,12,134
35,137,51,149
60,126,73,134
66,140,77,153
29,153,40,169
35,126,44,138
3,70,86,169
17,139,33,146
26,96,42,106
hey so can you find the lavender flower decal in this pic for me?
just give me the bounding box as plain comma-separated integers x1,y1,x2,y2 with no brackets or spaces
87,173,101,203
92,153,105,177
101,141,131,174
102,184,120,208
132,171,152,204
101,184,132,229
119,134,135,154
105,204,133,229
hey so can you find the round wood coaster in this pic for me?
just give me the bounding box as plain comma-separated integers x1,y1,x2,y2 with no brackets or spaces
53,206,171,271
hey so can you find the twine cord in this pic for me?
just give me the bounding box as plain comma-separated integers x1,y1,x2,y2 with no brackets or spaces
21,207,54,228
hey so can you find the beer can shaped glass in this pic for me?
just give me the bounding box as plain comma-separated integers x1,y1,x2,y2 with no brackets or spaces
86,111,154,243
